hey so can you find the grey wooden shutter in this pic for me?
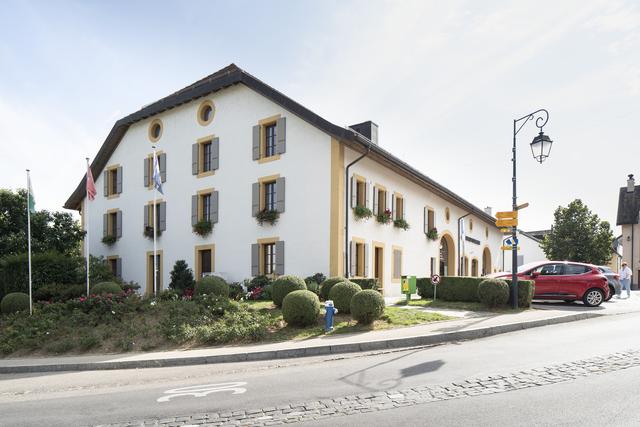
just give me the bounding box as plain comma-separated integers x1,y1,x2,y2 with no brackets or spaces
364,243,369,277
116,167,123,194
116,210,122,238
276,177,286,213
116,258,122,279
103,172,108,197
349,241,356,277
365,182,370,209
424,207,428,234
192,143,199,175
251,183,260,216
350,177,356,208
252,125,261,160
211,191,219,224
103,213,108,237
159,153,166,183
391,195,395,219
402,198,406,220
387,192,392,215
191,195,198,226
251,244,259,276
276,117,286,154
159,202,166,231
373,187,378,214
143,158,150,187
275,240,285,275
211,137,219,171
144,205,149,228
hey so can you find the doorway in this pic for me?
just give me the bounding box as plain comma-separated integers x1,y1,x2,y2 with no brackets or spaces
146,251,163,295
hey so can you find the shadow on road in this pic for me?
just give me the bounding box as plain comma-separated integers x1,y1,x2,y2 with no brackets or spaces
400,360,445,378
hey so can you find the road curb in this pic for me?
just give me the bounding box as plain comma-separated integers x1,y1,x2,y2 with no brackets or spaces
0,312,602,374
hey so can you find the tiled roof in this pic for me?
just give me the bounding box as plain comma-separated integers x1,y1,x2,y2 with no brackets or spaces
616,186,640,225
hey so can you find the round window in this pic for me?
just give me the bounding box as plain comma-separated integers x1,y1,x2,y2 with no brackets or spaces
197,100,215,126
148,119,163,142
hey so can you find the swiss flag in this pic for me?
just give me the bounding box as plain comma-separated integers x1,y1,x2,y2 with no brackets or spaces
86,164,97,201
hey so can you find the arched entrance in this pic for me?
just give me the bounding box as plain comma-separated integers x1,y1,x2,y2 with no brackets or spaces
439,234,455,276
482,247,492,276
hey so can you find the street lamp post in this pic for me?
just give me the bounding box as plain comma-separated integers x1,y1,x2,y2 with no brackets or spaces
511,109,553,308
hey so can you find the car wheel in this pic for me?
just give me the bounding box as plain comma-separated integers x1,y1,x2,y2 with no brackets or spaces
583,288,604,307
606,286,614,301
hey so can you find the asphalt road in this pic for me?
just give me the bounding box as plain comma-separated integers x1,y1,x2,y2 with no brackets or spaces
1,312,640,426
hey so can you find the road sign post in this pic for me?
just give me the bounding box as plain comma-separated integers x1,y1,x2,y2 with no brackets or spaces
431,274,441,301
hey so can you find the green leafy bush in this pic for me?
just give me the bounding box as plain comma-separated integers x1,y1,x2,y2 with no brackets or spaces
353,205,373,220
282,290,320,327
33,283,85,302
350,278,379,291
329,281,362,314
195,276,230,298
272,275,307,307
504,279,536,307
168,260,195,294
350,290,385,324
416,278,434,298
158,289,180,301
319,276,348,300
477,279,509,308
304,273,326,287
229,282,244,300
1,292,30,315
91,282,123,295
249,275,272,291
306,281,320,295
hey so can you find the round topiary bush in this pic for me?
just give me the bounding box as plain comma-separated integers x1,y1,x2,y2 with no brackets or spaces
91,282,122,295
320,276,348,300
282,290,320,327
477,278,510,308
195,276,230,298
350,289,385,324
329,281,362,314
1,292,30,315
272,275,307,307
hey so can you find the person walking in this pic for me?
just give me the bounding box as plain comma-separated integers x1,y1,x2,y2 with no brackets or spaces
620,262,632,299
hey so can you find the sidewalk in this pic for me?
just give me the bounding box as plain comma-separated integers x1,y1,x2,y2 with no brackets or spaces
2,293,639,374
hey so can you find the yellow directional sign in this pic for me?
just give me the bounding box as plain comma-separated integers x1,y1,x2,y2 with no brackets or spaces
496,211,518,219
496,218,518,227
501,245,521,251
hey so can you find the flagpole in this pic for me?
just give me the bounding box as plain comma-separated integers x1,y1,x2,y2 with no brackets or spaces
85,158,91,296
153,146,157,297
26,170,33,316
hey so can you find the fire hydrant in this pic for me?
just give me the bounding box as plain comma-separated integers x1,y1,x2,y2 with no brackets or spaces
324,300,338,332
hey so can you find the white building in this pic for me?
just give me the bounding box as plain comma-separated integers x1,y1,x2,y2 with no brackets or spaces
617,174,640,288
64,64,505,297
500,230,549,272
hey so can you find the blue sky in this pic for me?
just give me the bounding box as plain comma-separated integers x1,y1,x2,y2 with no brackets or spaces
1,0,639,232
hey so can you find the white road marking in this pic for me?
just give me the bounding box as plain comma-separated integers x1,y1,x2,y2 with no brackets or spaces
157,382,247,403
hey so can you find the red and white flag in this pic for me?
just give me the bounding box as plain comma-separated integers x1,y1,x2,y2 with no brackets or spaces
86,163,97,201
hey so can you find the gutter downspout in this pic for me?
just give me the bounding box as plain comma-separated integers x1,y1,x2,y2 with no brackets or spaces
457,213,471,276
344,143,371,278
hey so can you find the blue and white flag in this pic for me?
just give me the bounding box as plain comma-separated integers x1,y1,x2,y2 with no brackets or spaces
153,152,164,195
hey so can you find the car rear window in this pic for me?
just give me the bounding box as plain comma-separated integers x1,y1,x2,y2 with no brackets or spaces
565,264,591,275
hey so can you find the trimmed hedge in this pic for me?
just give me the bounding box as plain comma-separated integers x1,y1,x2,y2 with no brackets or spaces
91,282,123,294
350,289,385,324
272,275,307,307
1,292,30,315
195,276,230,298
328,281,362,314
477,279,509,308
319,276,348,300
504,279,536,308
282,290,320,327
350,278,379,291
34,283,85,302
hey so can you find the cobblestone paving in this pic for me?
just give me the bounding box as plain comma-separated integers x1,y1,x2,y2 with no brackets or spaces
95,349,640,427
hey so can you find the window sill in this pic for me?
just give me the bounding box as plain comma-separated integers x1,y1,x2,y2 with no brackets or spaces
257,154,281,164
197,170,215,179
107,194,120,200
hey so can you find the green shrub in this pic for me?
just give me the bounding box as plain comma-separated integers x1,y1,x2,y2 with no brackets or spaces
33,283,85,302
329,281,362,314
306,281,320,295
195,276,230,298
158,289,180,301
282,290,320,327
91,282,123,295
350,290,385,324
437,277,482,302
121,281,140,293
477,279,509,308
1,292,30,314
350,278,379,291
416,278,434,298
168,260,195,294
304,273,326,287
229,282,244,300
320,276,348,300
249,275,272,291
272,275,307,307
504,279,536,308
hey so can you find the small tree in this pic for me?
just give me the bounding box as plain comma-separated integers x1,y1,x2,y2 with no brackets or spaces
168,260,195,294
541,199,614,265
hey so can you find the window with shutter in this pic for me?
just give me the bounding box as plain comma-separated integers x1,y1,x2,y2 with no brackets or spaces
196,188,216,224
104,165,121,197
107,256,122,279
194,244,215,279
392,247,403,281
254,115,285,163
393,194,404,221
104,209,121,241
351,238,367,277
255,238,280,276
195,135,217,178
145,201,164,236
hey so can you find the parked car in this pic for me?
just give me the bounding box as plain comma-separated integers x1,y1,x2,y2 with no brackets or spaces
491,261,610,307
597,266,621,301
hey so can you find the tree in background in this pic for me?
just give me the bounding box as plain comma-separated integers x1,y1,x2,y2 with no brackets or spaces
168,260,195,294
0,189,84,258
541,199,614,265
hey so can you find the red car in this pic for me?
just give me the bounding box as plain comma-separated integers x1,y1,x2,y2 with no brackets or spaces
493,261,610,307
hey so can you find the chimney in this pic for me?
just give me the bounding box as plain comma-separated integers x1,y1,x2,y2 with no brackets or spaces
627,174,635,193
484,206,493,216
349,121,378,145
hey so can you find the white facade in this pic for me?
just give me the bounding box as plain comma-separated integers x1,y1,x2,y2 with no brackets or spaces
77,66,507,297
501,231,548,272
